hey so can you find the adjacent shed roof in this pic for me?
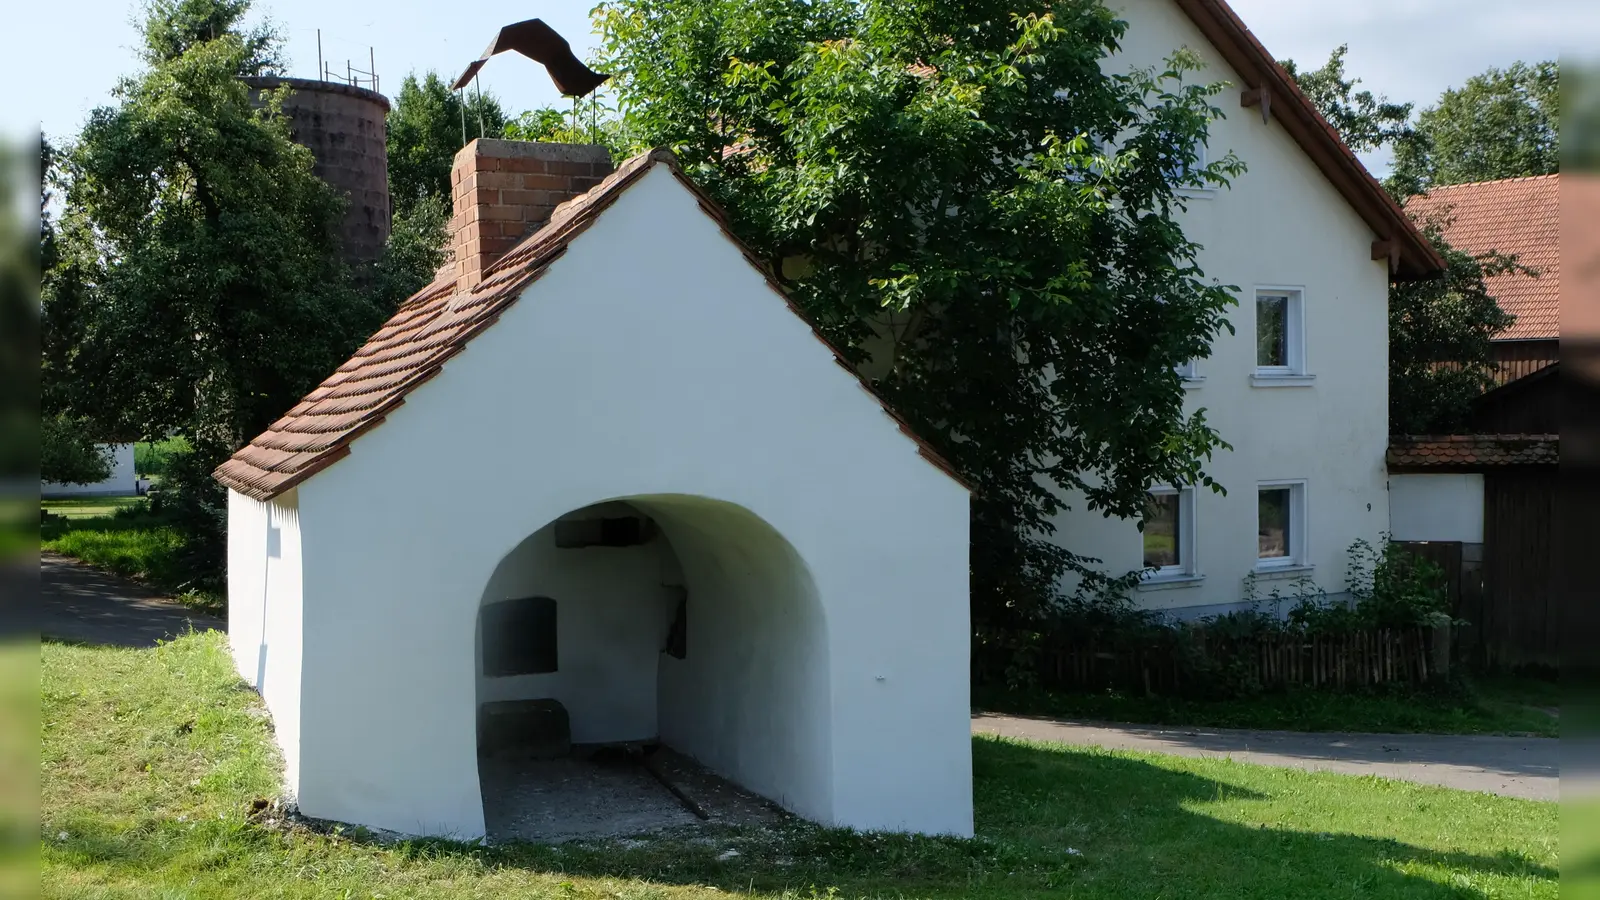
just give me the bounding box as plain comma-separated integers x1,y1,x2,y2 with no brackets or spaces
1387,434,1558,471
214,148,966,502
1170,0,1445,279
1404,174,1559,341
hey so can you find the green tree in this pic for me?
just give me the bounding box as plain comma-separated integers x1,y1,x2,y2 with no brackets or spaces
368,192,451,307
505,103,632,159
41,415,112,486
597,0,1243,628
1279,45,1413,154
1388,230,1518,434
140,0,281,73
48,7,383,584
1391,61,1559,194
386,72,509,211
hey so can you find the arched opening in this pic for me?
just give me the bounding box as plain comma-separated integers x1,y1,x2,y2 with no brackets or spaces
473,495,830,842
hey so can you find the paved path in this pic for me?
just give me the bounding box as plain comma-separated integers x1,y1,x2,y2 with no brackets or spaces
40,552,224,648
973,712,1558,801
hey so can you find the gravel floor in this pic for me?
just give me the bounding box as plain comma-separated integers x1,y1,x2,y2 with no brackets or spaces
478,745,785,844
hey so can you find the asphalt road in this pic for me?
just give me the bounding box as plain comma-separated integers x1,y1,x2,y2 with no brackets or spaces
39,552,224,648
973,712,1558,800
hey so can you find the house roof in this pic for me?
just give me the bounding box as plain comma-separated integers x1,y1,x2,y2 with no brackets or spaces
214,148,968,502
1387,434,1558,471
1170,0,1445,279
1404,174,1559,341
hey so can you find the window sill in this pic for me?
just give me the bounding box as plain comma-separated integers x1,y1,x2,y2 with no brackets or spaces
1250,373,1316,388
1137,573,1206,592
1250,563,1314,581
1180,376,1206,390
1176,187,1218,200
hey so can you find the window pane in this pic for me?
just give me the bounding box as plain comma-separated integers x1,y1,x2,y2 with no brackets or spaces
1144,493,1181,569
1258,488,1291,559
1257,294,1288,367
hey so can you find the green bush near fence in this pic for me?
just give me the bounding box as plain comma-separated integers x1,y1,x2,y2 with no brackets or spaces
977,538,1456,700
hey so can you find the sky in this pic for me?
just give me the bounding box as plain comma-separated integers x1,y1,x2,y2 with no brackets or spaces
8,0,1595,174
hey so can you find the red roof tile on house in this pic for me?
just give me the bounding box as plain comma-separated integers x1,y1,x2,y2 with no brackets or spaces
1387,434,1558,470
1405,174,1559,341
214,148,967,502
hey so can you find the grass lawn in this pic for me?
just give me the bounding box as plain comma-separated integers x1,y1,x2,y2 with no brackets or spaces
41,502,222,614
41,497,147,520
42,632,1557,899
975,674,1559,738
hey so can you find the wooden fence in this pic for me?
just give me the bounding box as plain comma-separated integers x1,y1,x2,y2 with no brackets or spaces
1027,626,1442,697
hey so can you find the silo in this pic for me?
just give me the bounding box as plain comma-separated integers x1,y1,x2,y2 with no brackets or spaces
244,76,391,270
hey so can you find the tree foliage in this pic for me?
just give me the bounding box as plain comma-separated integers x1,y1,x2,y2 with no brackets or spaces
1391,61,1559,194
44,2,385,586
597,0,1243,627
505,103,632,159
1280,46,1413,155
368,191,451,307
386,72,509,211
41,415,113,486
56,34,379,448
140,0,281,73
1388,228,1518,434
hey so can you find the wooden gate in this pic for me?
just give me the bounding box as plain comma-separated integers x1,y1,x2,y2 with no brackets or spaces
1481,469,1558,669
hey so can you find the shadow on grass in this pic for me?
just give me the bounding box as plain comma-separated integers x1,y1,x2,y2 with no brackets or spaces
82,738,1539,900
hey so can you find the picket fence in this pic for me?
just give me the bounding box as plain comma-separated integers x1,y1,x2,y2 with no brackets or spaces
1033,626,1441,695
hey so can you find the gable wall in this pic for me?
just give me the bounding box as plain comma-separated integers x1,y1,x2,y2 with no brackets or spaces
226,488,304,796
290,165,971,838
1047,0,1393,615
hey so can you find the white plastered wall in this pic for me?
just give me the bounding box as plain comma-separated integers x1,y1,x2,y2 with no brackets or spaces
226,488,305,796
476,504,681,744
289,164,972,839
1049,0,1393,614
1389,474,1484,544
649,496,832,823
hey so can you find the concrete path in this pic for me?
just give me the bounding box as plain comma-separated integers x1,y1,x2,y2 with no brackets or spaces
973,712,1558,801
40,552,224,648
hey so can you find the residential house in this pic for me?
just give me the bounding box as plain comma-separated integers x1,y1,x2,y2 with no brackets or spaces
1049,0,1444,618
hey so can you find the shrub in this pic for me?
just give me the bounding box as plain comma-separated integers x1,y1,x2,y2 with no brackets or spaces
134,436,191,479
988,537,1458,698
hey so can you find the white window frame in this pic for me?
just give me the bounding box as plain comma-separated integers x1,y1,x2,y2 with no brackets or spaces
1174,139,1216,198
1255,479,1308,571
1139,485,1200,587
1251,286,1312,386
1175,358,1204,387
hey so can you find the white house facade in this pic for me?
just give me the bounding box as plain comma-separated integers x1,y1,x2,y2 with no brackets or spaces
1047,0,1444,618
217,145,973,840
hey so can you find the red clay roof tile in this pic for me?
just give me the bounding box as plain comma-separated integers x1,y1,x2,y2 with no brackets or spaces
1405,175,1558,341
1387,434,1558,470
215,148,967,502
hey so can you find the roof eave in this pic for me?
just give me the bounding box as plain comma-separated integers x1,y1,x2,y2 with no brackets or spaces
1170,0,1446,279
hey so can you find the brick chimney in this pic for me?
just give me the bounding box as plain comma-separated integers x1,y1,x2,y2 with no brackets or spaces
448,139,615,288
